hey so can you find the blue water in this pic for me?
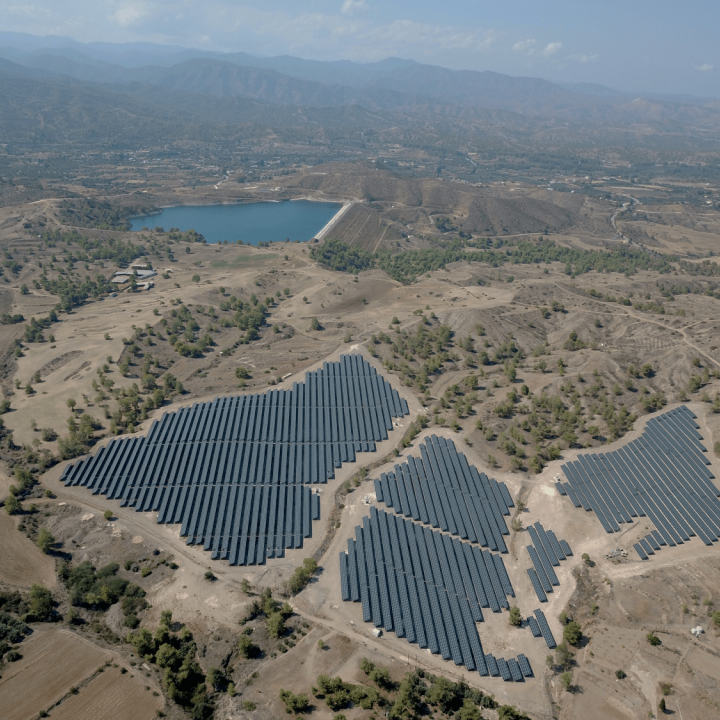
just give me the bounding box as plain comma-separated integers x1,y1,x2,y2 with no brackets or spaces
130,200,341,244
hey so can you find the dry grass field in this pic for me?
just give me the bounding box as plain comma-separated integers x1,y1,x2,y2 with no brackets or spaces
0,511,57,588
0,628,110,720
48,664,164,720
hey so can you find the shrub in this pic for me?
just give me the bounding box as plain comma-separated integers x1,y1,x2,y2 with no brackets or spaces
267,612,285,638
278,689,309,714
646,631,661,646
36,528,55,554
286,558,319,595
4,495,21,515
560,671,573,691
104,509,113,521
124,614,140,629
238,635,257,658
563,621,582,646
615,669,626,679
508,606,522,627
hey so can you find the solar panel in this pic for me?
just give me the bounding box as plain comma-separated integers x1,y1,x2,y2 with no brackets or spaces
556,405,719,556
534,609,556,649
527,568,547,603
634,543,648,560
517,653,533,677
508,659,523,682
527,616,541,637
497,658,512,681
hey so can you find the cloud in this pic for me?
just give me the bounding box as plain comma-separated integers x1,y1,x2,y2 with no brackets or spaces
543,42,562,57
569,53,599,64
696,63,714,72
110,0,150,27
512,38,535,54
341,0,367,15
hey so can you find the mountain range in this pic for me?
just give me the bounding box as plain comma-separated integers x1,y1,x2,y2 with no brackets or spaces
1,30,719,129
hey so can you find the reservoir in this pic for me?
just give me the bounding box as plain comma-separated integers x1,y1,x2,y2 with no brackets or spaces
130,200,342,245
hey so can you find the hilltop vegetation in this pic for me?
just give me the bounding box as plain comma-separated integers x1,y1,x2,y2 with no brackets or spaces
313,237,675,285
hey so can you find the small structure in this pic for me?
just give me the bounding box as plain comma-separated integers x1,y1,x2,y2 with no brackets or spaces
372,628,382,638
691,626,704,637
111,274,131,284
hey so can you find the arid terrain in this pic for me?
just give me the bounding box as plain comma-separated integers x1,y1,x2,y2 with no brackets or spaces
1,162,720,720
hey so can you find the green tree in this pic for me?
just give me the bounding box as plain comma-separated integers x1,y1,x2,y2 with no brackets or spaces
28,584,54,621
267,611,285,638
156,643,180,669
560,672,573,691
66,398,76,412
5,494,21,515
389,672,425,719
279,689,309,714
497,707,530,720
36,528,55,554
508,606,522,626
192,274,200,283
646,631,661,646
564,621,582,646
238,635,256,658
103,509,113,521
457,698,482,720
659,698,666,713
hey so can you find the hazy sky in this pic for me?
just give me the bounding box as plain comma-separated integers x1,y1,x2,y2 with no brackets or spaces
2,0,717,95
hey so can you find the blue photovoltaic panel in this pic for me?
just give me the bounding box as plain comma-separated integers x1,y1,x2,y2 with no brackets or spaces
339,509,525,681
517,653,533,677
371,435,512,549
497,658,512,681
527,616,541,637
534,609,557,649
557,406,720,552
634,543,648,560
61,354,409,566
508,659,523,682
527,569,547,603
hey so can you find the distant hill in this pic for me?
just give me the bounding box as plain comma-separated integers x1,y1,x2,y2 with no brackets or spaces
1,31,719,131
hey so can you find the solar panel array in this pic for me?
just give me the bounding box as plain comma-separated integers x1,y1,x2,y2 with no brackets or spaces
524,522,573,602
373,435,513,552
340,507,531,681
61,354,409,565
557,406,720,550
533,609,556,649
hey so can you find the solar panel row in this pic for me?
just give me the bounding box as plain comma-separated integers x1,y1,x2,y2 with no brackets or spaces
341,508,527,680
60,354,408,566
524,521,575,602
534,609,557,649
557,406,719,552
374,435,513,552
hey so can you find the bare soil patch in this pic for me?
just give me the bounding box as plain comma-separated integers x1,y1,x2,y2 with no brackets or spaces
0,511,57,589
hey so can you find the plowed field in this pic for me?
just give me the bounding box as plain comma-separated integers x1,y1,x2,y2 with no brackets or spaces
0,628,109,720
